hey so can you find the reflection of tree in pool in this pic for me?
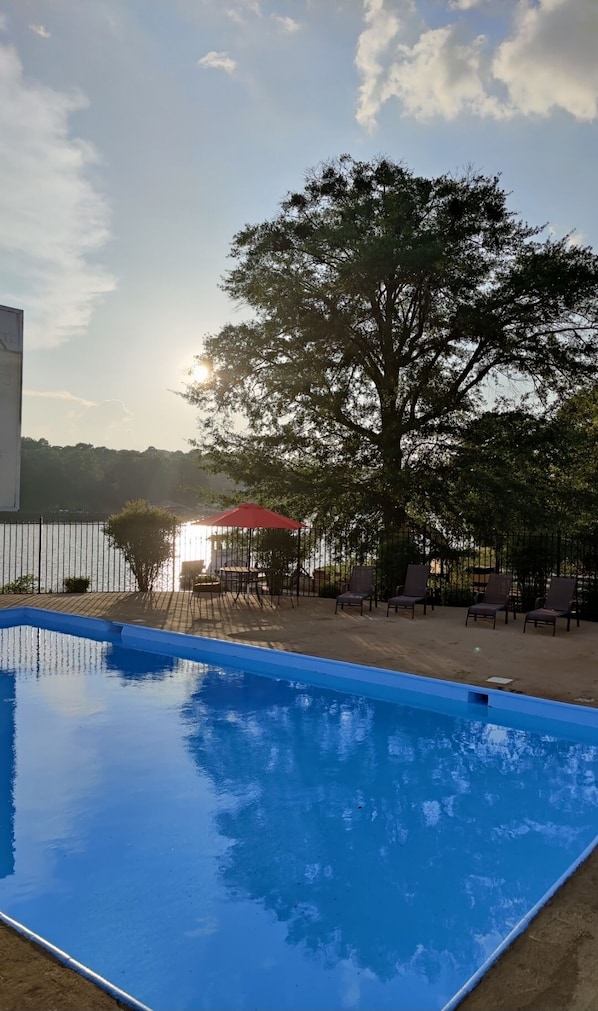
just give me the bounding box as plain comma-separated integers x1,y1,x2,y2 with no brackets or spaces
181,672,598,984
103,643,177,681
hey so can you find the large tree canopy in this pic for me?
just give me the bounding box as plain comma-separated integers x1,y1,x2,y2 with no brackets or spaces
184,156,598,529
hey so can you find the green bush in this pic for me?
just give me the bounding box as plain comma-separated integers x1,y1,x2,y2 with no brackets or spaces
378,530,423,601
579,578,598,622
253,527,304,597
1,574,36,594
442,585,474,607
104,499,178,592
318,580,341,598
63,576,91,593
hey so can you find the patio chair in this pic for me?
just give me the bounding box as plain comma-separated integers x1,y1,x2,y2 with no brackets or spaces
335,566,376,615
188,577,224,617
523,576,579,636
179,560,205,590
386,564,433,619
465,573,514,629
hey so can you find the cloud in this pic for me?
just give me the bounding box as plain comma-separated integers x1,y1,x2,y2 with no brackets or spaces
355,0,402,130
198,50,237,74
493,0,598,120
448,0,487,9
23,391,134,447
0,43,115,350
355,0,598,125
0,14,7,32
271,15,300,34
29,23,52,38
24,389,96,407
382,23,507,121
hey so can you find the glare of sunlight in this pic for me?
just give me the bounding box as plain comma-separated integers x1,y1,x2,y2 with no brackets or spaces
191,359,211,384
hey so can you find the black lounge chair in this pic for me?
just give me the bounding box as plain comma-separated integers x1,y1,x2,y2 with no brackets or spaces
523,577,579,636
465,573,513,629
335,566,376,615
386,564,432,619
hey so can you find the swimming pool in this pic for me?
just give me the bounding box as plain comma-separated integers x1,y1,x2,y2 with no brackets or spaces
1,607,598,1011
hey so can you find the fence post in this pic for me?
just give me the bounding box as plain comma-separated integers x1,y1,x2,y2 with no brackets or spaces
37,515,43,594
172,521,177,591
556,529,562,577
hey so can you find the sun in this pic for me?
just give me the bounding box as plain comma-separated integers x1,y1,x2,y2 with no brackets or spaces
191,360,211,384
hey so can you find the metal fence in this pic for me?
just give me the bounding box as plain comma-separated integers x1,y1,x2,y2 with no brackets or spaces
2,519,598,619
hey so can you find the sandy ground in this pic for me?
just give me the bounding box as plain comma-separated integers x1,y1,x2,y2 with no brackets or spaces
1,590,598,1010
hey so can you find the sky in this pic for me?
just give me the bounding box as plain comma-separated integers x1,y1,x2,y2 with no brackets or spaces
1,0,597,452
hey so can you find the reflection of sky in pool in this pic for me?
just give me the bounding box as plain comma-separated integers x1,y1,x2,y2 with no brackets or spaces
1,625,598,1011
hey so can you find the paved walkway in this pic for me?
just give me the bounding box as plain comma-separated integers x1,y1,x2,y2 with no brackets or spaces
1,591,598,1009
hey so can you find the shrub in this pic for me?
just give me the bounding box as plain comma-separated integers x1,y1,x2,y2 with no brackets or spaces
318,580,341,598
63,576,91,593
442,585,475,607
253,527,304,597
378,529,423,601
104,499,178,592
1,574,36,594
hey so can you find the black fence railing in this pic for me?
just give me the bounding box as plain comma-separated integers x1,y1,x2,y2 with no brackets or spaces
2,519,598,620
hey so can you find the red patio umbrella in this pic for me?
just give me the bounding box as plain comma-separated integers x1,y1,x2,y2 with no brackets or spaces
195,502,304,530
194,503,305,598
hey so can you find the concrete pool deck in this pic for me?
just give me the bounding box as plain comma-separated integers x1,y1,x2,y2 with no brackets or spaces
1,590,598,1010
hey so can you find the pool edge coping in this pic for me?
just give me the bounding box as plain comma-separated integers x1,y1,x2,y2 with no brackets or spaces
0,909,153,1011
4,604,597,730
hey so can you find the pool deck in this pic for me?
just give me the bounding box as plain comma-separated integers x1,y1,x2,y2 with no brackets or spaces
1,590,598,1010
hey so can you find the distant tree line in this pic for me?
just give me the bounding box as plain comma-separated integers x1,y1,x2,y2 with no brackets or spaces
1,438,234,520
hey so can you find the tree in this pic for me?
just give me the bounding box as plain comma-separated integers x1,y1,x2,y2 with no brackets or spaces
184,155,598,531
423,386,598,539
103,499,178,592
419,409,562,538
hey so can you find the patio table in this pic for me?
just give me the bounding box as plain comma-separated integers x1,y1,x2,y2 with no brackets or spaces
219,567,267,604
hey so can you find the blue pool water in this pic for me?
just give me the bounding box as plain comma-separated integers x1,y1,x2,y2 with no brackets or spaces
1,620,598,1011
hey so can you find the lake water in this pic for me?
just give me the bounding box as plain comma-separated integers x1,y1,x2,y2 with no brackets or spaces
0,521,217,593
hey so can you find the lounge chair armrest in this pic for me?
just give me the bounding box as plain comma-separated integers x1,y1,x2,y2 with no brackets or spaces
395,584,404,595
474,591,484,603
534,596,546,608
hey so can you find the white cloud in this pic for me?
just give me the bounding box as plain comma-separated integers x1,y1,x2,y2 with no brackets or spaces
493,0,598,120
355,0,403,130
0,14,7,33
354,0,598,125
448,0,488,9
0,43,115,350
29,23,52,39
383,23,508,121
198,50,237,74
271,14,300,34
